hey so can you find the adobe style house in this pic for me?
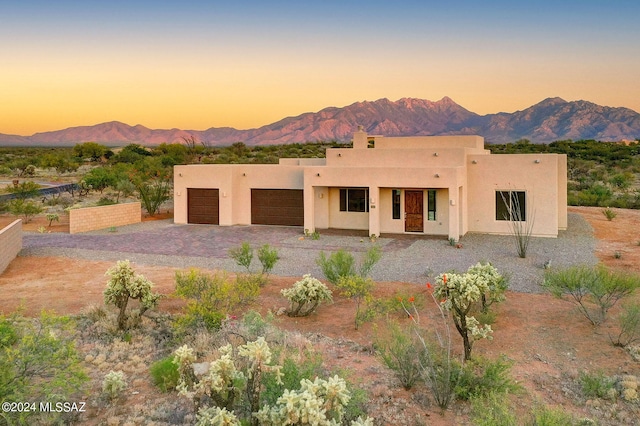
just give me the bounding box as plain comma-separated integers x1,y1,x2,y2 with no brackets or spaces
174,128,567,240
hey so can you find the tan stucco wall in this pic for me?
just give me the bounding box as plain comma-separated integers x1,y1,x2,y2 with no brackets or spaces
69,202,141,234
0,219,22,275
174,164,305,225
466,154,564,237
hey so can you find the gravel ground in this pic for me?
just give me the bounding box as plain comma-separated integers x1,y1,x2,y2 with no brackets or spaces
21,213,597,293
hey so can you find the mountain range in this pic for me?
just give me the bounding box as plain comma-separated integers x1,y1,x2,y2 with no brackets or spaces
1,97,639,146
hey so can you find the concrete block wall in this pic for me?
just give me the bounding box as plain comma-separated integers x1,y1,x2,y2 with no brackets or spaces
0,219,22,274
69,202,142,234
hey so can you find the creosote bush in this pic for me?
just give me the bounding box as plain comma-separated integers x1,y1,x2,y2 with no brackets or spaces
611,302,640,347
174,269,260,332
103,260,161,330
602,207,617,221
375,320,424,390
281,274,333,317
229,242,280,276
543,264,640,325
336,275,375,330
316,246,381,285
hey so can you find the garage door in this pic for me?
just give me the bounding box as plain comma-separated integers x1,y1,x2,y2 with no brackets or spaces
187,188,219,224
251,189,304,226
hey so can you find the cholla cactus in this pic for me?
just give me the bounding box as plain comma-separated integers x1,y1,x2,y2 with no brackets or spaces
194,344,246,410
103,260,161,330
195,406,240,426
434,263,505,360
281,274,333,317
238,337,283,416
254,375,353,425
102,370,127,401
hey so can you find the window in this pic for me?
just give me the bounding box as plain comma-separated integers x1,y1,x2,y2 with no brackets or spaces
392,189,401,219
340,188,369,212
496,191,526,221
427,190,436,221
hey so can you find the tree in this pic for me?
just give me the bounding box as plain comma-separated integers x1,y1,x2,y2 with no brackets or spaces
103,260,161,330
82,167,116,194
73,142,108,161
40,153,80,174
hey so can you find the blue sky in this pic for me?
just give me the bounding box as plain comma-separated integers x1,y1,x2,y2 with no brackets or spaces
1,0,639,134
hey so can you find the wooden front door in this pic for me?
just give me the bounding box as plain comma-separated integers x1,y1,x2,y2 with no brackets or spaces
405,190,423,232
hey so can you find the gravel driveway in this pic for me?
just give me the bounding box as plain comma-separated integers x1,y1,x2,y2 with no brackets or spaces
21,213,597,293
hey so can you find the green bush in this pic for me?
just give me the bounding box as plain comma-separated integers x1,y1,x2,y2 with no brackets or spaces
579,370,616,399
335,275,375,330
5,181,40,199
602,207,617,221
136,178,171,216
470,392,517,426
174,269,259,332
543,265,640,325
229,242,253,272
529,405,578,425
150,356,180,392
8,198,43,223
375,321,423,390
455,355,520,400
257,244,279,275
316,246,381,285
611,302,640,347
0,312,88,425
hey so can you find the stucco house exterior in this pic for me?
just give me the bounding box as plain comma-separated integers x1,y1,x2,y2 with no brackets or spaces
174,128,567,240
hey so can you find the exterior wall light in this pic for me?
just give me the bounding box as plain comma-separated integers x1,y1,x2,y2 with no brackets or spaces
471,160,477,164
534,159,541,164
316,173,320,177
242,173,247,176
338,153,342,157
434,152,439,156
178,173,183,177
435,173,440,178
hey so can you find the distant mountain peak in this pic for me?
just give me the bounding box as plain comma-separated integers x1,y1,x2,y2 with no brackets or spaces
1,97,638,146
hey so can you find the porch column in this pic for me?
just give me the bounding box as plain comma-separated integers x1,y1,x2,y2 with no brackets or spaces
448,186,460,241
368,186,380,237
303,185,315,234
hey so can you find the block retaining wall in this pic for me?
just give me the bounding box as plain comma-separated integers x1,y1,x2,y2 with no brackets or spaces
69,202,141,234
0,220,22,274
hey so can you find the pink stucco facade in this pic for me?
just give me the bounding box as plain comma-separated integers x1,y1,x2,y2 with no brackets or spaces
174,129,567,239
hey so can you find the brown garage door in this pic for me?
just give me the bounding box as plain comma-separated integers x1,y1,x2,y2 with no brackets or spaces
188,188,219,224
251,189,304,226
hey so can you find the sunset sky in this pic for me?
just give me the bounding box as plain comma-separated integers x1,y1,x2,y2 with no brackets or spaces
2,1,639,136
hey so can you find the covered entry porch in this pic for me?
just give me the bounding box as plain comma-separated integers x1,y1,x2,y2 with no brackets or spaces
305,186,464,240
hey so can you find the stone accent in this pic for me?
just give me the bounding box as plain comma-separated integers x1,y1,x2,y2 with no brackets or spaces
0,219,22,274
69,202,142,234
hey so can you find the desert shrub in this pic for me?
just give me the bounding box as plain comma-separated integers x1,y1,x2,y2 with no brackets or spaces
375,320,423,390
611,302,640,347
5,180,40,199
103,260,161,330
335,275,375,330
579,370,616,399
257,243,279,275
102,370,128,401
150,356,181,392
454,355,520,400
96,196,116,206
602,207,617,221
8,198,43,223
136,178,172,216
0,312,88,425
229,242,253,272
470,392,517,426
317,249,355,284
529,405,578,425
281,274,333,317
543,265,640,325
316,246,381,285
174,269,259,332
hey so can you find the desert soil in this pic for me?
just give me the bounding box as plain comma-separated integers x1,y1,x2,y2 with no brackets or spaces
0,206,639,425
